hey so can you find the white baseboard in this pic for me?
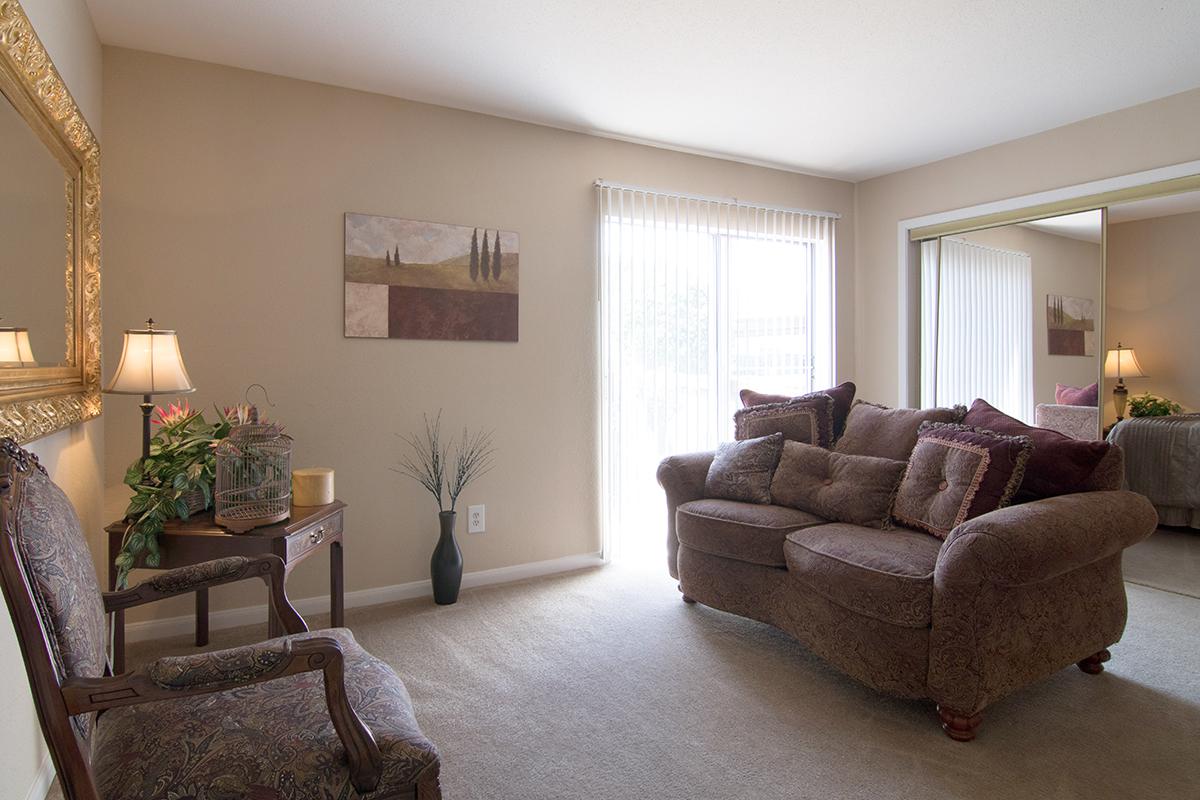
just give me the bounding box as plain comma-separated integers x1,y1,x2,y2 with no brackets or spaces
26,753,54,800
124,551,605,643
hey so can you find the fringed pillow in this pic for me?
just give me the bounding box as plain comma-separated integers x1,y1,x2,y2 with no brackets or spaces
892,422,1033,539
739,381,857,439
834,401,967,462
734,394,836,449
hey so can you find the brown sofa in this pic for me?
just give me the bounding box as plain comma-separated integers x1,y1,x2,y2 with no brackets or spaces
657,447,1158,740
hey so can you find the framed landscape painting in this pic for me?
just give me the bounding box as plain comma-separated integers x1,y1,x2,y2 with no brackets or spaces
1046,294,1095,356
344,213,519,342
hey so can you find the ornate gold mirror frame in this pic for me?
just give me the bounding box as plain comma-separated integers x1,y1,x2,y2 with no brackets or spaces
0,0,101,443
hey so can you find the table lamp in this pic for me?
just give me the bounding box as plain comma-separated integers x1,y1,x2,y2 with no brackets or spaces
105,318,195,459
0,318,36,366
1103,342,1146,421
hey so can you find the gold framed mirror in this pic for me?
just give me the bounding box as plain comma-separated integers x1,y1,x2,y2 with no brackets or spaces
0,0,101,443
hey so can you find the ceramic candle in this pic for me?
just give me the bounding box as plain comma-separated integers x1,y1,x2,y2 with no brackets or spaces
292,467,334,506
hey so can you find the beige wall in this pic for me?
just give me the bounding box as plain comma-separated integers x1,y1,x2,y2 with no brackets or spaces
955,225,1102,409
4,1,104,796
855,88,1200,406
100,47,856,622
1105,210,1200,423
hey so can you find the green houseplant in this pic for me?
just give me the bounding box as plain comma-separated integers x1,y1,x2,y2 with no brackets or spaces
1127,393,1182,418
115,402,260,587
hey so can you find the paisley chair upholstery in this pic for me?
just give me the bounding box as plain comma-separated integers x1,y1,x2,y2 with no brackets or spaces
0,439,441,799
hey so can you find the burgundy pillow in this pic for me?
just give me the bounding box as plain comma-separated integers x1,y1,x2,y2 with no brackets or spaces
1055,382,1099,407
961,398,1112,499
739,381,857,438
734,395,835,448
893,422,1033,539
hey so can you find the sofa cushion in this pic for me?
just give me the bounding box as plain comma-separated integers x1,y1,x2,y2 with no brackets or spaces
677,499,826,567
834,401,966,461
740,381,857,439
704,433,784,504
962,398,1115,498
783,524,941,628
769,441,906,528
893,422,1033,540
734,395,836,448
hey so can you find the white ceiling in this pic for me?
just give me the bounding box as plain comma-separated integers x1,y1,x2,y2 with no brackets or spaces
1108,191,1200,223
83,0,1200,181
1021,210,1103,243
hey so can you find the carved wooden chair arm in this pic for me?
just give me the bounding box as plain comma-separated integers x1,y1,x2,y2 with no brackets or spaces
102,554,307,635
61,635,384,793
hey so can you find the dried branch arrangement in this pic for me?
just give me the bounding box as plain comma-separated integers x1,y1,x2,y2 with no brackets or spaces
396,411,495,512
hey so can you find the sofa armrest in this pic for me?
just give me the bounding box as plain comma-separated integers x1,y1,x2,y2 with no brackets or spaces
936,490,1158,587
657,452,716,579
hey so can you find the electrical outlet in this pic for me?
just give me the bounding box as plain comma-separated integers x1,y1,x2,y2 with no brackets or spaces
468,504,485,533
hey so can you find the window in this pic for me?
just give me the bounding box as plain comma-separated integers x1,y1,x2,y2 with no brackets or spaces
921,237,1033,422
597,183,837,561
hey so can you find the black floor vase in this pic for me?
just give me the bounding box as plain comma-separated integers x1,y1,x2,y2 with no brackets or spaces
431,510,463,605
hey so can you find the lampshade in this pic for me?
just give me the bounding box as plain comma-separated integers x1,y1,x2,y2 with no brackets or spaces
105,319,195,395
1103,344,1147,380
0,326,35,366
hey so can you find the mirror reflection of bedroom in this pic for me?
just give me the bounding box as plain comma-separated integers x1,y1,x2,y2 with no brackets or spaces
920,201,1198,600
1105,191,1200,599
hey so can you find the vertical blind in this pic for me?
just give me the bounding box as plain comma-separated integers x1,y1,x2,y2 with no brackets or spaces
921,237,1033,422
597,181,837,559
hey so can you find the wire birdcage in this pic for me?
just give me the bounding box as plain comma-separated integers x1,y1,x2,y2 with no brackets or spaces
214,421,293,533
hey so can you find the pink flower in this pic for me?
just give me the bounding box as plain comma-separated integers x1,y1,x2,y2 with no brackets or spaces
153,401,194,426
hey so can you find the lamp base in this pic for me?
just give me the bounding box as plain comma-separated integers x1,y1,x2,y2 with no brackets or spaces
1113,380,1128,421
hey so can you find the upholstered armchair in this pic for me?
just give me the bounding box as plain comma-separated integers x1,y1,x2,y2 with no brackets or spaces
0,439,441,800
1035,403,1101,440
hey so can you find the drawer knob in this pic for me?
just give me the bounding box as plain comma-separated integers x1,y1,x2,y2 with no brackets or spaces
309,526,326,544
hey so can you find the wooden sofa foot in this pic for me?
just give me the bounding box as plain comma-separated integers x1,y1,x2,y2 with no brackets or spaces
1077,648,1111,675
681,595,697,604
937,706,982,742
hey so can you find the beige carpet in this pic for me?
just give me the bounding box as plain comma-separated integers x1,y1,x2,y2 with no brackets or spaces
1124,526,1200,598
45,554,1199,800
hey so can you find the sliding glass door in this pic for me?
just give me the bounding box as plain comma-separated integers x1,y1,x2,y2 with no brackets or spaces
597,184,836,562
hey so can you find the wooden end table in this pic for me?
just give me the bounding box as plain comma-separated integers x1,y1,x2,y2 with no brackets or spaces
105,500,345,673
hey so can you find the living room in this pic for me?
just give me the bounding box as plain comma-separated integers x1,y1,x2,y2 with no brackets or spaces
2,2,1198,799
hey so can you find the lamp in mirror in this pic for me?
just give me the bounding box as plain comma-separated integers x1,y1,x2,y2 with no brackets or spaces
1103,343,1147,421
0,319,35,366
105,318,195,459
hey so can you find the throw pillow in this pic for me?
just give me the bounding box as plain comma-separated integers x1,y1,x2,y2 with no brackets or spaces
734,395,835,448
704,433,785,504
770,441,907,528
893,422,1034,539
962,398,1113,499
1055,382,1099,407
739,381,857,438
834,401,967,462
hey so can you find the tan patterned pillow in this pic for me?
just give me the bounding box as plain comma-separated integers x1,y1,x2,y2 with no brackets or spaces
770,441,907,528
893,422,1033,539
834,401,967,462
704,433,785,504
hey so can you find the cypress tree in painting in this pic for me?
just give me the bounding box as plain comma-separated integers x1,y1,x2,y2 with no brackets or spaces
385,249,392,267
481,230,491,281
492,233,502,281
469,228,480,281
395,245,400,265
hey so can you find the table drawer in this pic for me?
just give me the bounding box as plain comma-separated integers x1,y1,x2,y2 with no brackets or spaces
286,512,342,560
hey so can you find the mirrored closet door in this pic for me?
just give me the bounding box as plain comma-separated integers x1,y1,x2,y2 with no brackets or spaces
919,209,1104,437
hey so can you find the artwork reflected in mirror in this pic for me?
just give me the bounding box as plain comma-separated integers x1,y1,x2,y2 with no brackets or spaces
0,89,73,368
921,210,1103,438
